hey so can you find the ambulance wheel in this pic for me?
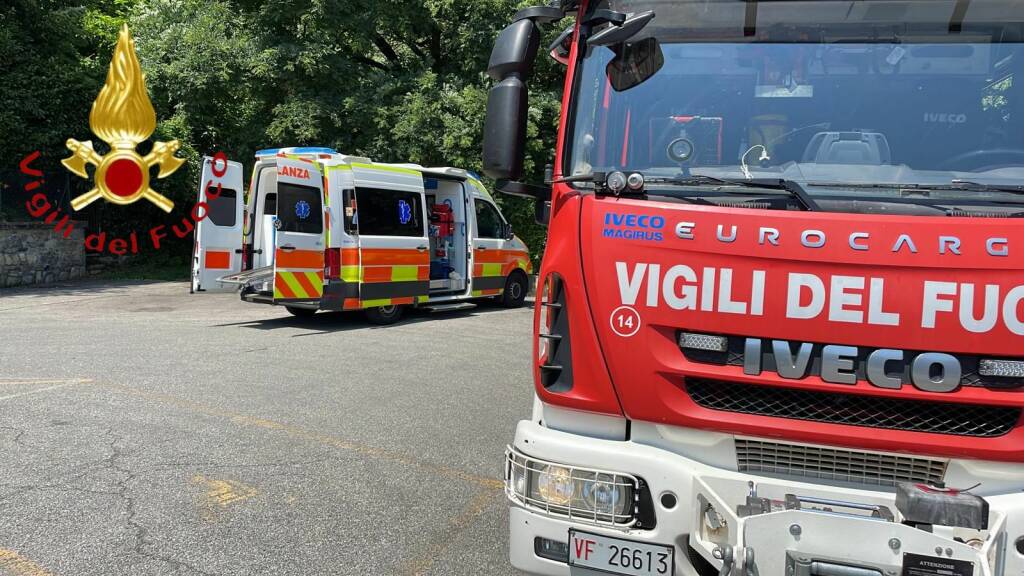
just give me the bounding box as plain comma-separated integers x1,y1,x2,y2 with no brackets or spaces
500,271,529,308
286,306,317,318
365,304,404,325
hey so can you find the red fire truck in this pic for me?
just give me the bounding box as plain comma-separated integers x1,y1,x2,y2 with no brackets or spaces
483,2,1024,575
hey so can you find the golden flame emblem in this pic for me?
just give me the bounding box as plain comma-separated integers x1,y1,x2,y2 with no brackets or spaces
62,25,183,212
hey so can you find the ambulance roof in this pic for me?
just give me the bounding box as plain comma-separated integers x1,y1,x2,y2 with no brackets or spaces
255,146,336,158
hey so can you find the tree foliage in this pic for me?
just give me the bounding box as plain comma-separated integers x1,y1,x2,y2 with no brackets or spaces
2,0,564,262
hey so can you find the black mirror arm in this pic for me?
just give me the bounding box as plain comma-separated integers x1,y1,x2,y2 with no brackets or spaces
495,179,551,200
512,6,565,24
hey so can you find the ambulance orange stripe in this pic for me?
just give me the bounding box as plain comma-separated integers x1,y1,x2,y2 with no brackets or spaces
417,267,429,281
275,273,297,298
343,298,361,310
276,249,323,269
205,251,231,270
360,248,428,266
391,297,415,305
362,267,394,282
293,271,319,297
341,248,360,266
473,249,528,264
473,264,485,277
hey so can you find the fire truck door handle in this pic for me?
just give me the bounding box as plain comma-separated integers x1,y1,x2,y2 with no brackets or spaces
234,249,244,254
279,245,296,252
476,245,487,250
416,245,427,252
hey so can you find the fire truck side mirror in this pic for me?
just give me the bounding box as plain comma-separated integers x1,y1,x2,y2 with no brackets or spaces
483,19,540,182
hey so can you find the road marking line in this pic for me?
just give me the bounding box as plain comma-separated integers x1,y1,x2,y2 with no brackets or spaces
0,548,53,576
94,382,503,490
0,379,93,386
192,476,258,521
0,383,75,402
402,490,497,576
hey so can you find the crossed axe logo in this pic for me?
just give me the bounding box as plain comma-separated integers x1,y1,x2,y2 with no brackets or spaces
62,25,183,213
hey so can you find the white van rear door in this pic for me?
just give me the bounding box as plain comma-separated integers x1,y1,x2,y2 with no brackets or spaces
272,158,325,304
191,155,244,293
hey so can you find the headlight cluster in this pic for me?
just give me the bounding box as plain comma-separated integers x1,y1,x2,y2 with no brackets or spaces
505,448,638,527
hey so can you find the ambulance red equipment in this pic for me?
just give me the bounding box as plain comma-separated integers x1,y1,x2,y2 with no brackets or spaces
483,1,1024,575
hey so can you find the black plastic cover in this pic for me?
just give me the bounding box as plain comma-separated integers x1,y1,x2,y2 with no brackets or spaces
482,77,528,180
896,482,989,530
486,19,541,81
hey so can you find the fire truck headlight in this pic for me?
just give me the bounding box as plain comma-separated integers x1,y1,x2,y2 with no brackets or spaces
580,473,632,517
534,465,574,506
506,448,641,526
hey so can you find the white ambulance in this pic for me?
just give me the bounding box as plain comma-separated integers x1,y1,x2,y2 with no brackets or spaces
191,147,532,323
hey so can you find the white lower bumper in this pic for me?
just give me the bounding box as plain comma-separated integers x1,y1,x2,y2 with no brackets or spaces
507,420,1024,576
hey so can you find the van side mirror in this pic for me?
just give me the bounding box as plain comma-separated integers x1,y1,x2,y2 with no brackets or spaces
483,6,563,226
504,222,515,240
482,19,540,181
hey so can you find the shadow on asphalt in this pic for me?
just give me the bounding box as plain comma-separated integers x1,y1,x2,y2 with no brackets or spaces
214,301,527,335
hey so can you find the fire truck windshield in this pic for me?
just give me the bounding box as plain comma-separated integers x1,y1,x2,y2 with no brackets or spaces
567,0,1024,196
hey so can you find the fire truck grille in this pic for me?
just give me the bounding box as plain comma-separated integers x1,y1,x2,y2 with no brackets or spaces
734,439,947,487
686,378,1021,438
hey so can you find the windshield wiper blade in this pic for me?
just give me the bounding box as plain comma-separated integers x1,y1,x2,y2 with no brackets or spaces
646,175,821,211
950,179,1024,194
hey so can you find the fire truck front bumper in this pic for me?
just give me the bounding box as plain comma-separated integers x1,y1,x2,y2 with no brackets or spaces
505,420,1024,576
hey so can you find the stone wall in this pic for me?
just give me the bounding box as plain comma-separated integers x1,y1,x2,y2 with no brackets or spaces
1,223,86,288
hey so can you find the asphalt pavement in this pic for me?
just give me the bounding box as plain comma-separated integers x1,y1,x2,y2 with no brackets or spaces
0,281,534,575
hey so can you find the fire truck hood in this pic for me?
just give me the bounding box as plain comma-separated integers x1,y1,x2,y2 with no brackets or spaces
578,194,1024,459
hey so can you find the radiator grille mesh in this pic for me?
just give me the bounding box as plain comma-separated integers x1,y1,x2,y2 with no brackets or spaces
735,439,947,487
687,378,1020,437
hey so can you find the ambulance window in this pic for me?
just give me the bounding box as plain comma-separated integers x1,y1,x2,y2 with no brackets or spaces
474,200,504,239
276,183,323,234
263,193,277,216
355,187,423,237
207,188,237,227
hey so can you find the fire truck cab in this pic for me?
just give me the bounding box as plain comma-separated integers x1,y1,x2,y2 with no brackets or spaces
484,1,1024,576
191,147,532,323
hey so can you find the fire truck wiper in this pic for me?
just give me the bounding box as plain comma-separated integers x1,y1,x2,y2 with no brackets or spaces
646,175,821,211
950,179,1024,194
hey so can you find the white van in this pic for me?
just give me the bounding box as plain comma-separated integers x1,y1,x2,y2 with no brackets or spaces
191,147,532,323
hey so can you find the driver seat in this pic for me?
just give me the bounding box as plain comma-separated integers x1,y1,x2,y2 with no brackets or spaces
802,131,892,165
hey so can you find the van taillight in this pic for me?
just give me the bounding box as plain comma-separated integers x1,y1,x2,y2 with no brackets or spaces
325,248,342,280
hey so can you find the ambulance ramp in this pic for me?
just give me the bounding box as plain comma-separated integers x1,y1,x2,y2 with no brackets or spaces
218,265,274,286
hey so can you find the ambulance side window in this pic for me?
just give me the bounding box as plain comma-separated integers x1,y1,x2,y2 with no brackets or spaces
263,193,277,216
342,189,356,233
208,189,237,227
276,183,323,234
474,200,504,239
355,187,423,237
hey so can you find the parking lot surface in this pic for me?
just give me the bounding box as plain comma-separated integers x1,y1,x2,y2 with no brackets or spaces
0,281,534,575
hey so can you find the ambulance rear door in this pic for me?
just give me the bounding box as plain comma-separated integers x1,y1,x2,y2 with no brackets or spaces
191,155,244,292
272,158,325,305
352,164,429,307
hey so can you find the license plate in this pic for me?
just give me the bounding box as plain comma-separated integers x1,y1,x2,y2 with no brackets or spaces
568,530,674,576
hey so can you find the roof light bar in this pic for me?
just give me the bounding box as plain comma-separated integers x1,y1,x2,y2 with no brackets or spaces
679,332,728,352
979,359,1024,378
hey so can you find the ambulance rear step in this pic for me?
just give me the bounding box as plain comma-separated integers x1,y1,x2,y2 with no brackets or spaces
423,302,477,313
241,292,274,305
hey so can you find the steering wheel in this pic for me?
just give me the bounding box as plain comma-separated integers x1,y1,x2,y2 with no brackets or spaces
939,148,1024,171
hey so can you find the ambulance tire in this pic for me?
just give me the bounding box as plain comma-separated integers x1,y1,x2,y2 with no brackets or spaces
286,306,317,318
365,304,404,325
500,271,529,308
